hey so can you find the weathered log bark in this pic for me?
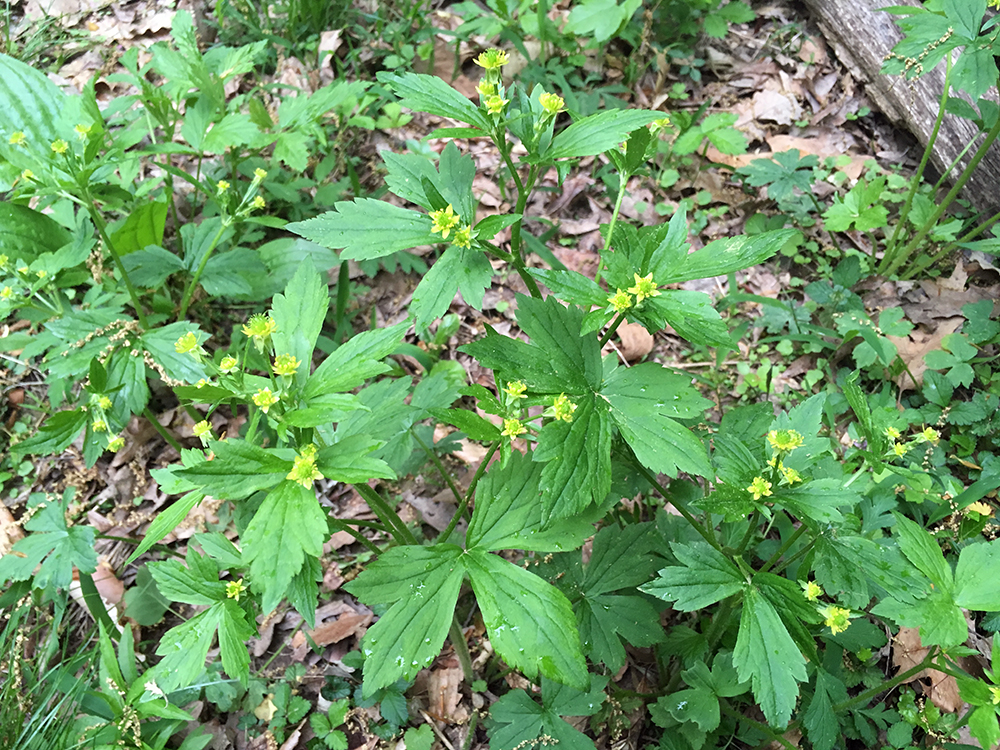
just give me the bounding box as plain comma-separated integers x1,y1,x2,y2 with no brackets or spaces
800,0,1000,215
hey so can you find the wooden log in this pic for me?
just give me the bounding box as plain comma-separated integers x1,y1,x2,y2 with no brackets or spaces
800,0,1000,215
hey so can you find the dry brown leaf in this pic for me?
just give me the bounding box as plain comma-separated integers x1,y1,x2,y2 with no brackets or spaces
617,322,654,362
0,505,24,556
93,557,124,605
887,317,963,390
428,666,469,723
892,627,963,713
753,89,803,125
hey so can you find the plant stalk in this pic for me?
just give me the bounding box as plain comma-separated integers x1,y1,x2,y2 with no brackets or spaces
178,220,229,318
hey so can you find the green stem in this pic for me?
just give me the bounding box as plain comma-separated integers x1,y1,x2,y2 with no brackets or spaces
411,428,463,506
598,313,626,348
633,461,723,553
439,441,499,545
735,510,760,554
449,617,475,684
598,171,629,282
886,106,1000,278
353,483,416,545
84,195,148,329
328,518,382,555
718,703,798,750
829,649,939,714
508,164,543,299
143,408,183,453
757,521,809,575
178,220,229,318
882,57,953,270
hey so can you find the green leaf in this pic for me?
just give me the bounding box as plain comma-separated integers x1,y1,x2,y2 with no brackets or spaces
427,407,501,442
968,705,1000,750
891,512,952,592
410,245,493,325
465,549,588,688
242,481,328,613
0,493,97,589
287,199,438,261
823,178,889,232
642,542,743,611
529,268,607,309
733,585,807,728
219,599,255,687
345,545,465,695
305,320,408,396
565,0,642,43
377,72,491,130
176,441,290,499
271,263,329,389
466,450,594,553
578,593,664,672
127,491,204,563
547,108,661,159
489,677,607,750
0,203,72,263
736,150,818,204
274,130,309,171
658,229,796,284
109,201,168,255
141,322,210,385
775,479,857,526
149,550,226,606
954,540,1000,610
201,113,261,153
0,52,67,147
121,565,170,626
11,408,87,458
121,245,185,287
148,605,224,692
317,438,396,483
871,589,967,647
803,670,842,750
603,363,712,478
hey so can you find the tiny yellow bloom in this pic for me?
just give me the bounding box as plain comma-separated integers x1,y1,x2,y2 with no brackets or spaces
990,685,1000,705
92,419,107,433
0,255,8,268
242,314,277,340
1,286,12,300
219,355,239,374
216,180,230,194
551,394,577,423
607,289,633,313
967,501,993,517
452,225,473,249
780,465,802,485
501,418,527,439
98,396,113,410
474,49,509,70
485,95,509,115
226,578,248,601
801,580,822,601
20,169,33,181
252,387,279,413
193,420,212,439
107,435,125,452
196,378,212,388
747,476,772,500
251,195,266,210
74,123,92,139
885,426,901,440
287,444,323,488
503,380,528,402
921,427,939,443
539,91,565,115
767,429,804,452
35,269,46,279
50,139,69,155
253,167,267,181
174,331,200,355
649,116,672,136
476,80,496,98
429,205,461,240
627,272,660,303
8,131,26,146
273,353,301,376
819,605,852,635
892,442,908,457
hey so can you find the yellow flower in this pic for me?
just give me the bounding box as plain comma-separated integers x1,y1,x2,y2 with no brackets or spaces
50,139,69,155
767,429,804,452
8,131,26,146
273,353,301,376
452,225,473,249
253,387,279,413
885,426,901,440
539,91,565,115
627,272,660,303
0,286,12,300
219,355,239,374
892,442,908,457
92,419,108,433
216,180,230,194
74,123,92,139
503,380,528,403
107,435,125,452
253,167,267,181
967,501,993,518
477,80,496,98
818,605,851,635
501,418,527,439
20,169,33,181
990,685,1000,705
251,195,266,210
607,289,633,313
287,444,323,488
921,427,939,443
801,580,822,601
429,205,461,239
780,465,802,485
193,420,212,438
649,116,672,136
485,95,509,115
242,314,277,351
747,476,772,500
97,396,113,410
551,394,577,423
475,49,509,70
174,331,200,355
226,578,248,601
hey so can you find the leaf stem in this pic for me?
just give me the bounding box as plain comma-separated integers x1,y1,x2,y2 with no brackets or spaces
438,441,499,545
632,460,723,553
178,220,229,318
142,407,183,454
598,313,626,348
450,616,475,684
411,427,463,506
353,483,417,546
328,518,382,555
757,521,809,575
82,193,149,330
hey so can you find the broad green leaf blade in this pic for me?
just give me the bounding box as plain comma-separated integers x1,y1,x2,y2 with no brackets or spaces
0,52,67,147
465,549,588,688
0,203,72,263
578,593,663,671
149,556,226,606
871,590,968,647
10,408,87,458
271,262,329,388
317,437,396,483
954,540,1000,611
547,109,661,159
410,245,493,326
660,229,796,284
287,199,437,260
219,600,255,687
803,670,842,750
305,320,409,396
733,586,806,728
534,394,612,521
603,363,712,478
529,268,607,309
641,542,743,611
175,441,290,499
0,496,97,589
582,522,661,595
774,478,859,526
242,481,328,613
345,545,465,695
109,201,168,254
891,512,953,592
377,72,491,130
149,604,224,692
466,451,593,553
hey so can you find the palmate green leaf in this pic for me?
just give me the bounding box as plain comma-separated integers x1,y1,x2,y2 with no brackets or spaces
823,178,889,232
176,440,290,499
488,676,607,750
603,363,712,479
0,494,97,589
410,245,493,325
533,394,612,521
466,549,588,688
287,199,438,261
891,512,952,591
734,585,807,728
345,545,465,696
271,263,329,389
242,480,328,613
546,109,661,159
642,542,743,611
0,203,73,263
377,71,491,130
871,589,968,647
466,451,594,553
736,150,819,204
